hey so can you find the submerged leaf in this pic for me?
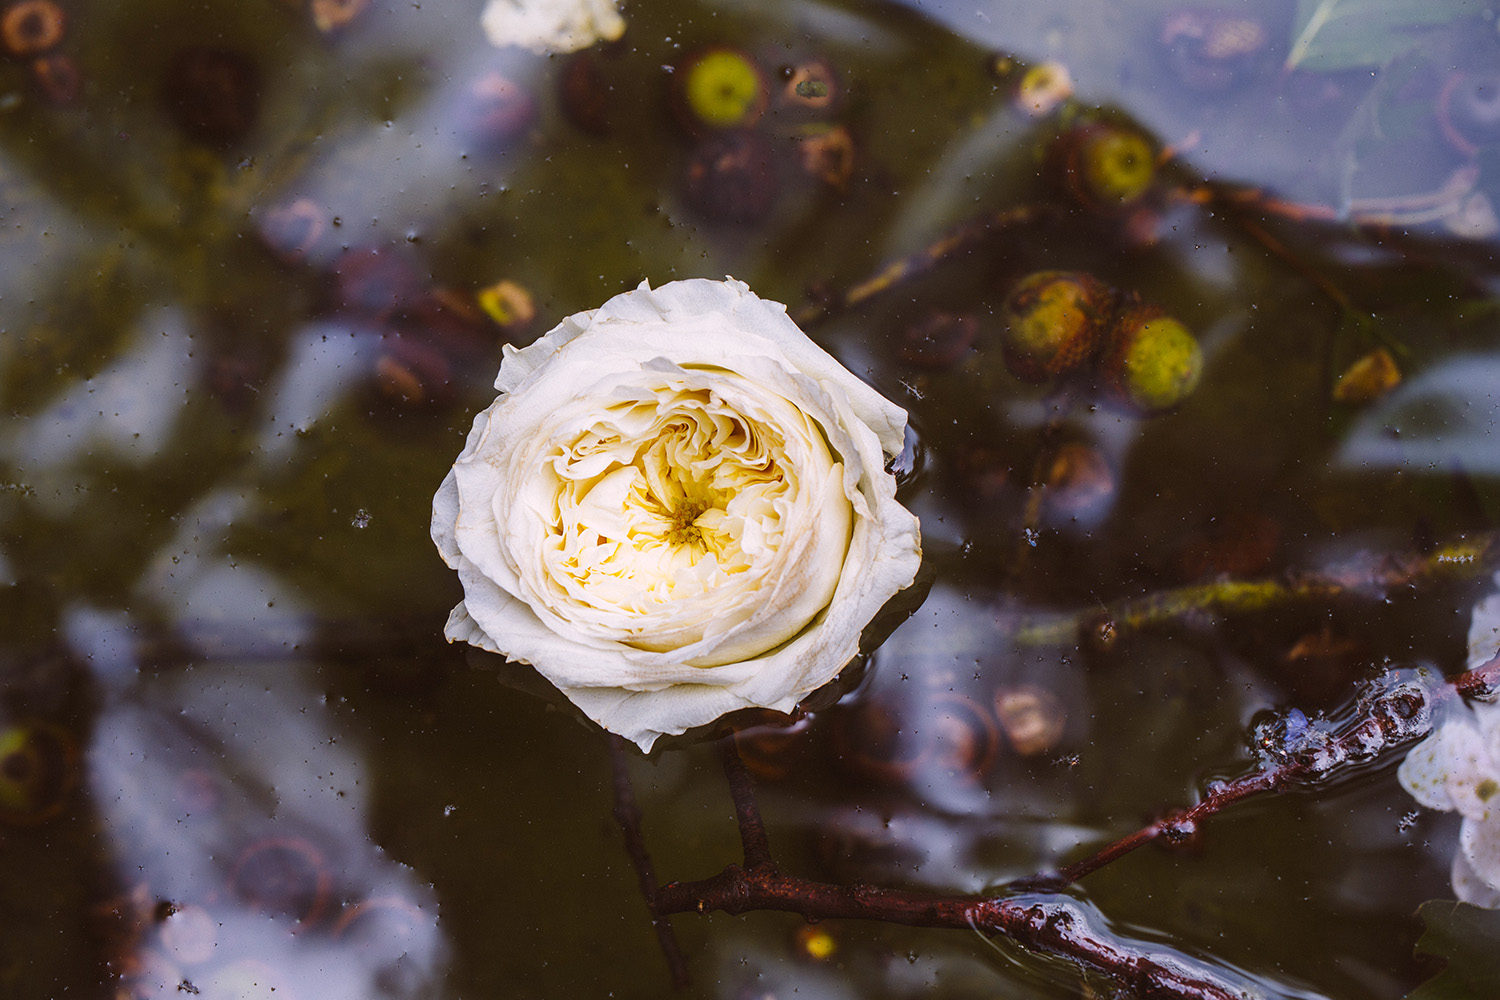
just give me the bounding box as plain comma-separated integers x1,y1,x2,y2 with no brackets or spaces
1286,0,1480,71
1407,900,1500,999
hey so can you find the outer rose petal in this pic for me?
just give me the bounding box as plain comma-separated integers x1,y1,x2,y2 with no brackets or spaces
432,278,922,750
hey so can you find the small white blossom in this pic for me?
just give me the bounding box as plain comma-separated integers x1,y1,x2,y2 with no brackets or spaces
432,278,922,750
481,0,625,56
1398,576,1500,905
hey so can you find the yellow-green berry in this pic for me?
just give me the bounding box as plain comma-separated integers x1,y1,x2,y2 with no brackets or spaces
676,48,767,131
1056,124,1157,209
999,270,1114,382
1100,305,1203,414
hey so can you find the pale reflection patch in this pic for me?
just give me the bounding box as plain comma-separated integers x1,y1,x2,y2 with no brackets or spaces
1336,356,1500,474
3,311,198,506
85,656,446,999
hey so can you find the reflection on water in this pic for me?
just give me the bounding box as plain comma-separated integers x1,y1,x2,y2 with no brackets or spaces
7,314,197,471
1337,356,1500,475
3,0,1500,997
80,652,446,998
3,605,448,997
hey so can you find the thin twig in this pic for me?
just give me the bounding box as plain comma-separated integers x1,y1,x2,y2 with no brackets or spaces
1009,400,1072,584
1234,215,1357,315
720,736,773,871
793,204,1052,326
608,737,690,990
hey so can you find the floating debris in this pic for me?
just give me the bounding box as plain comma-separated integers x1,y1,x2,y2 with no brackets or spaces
1332,347,1401,405
1014,60,1073,116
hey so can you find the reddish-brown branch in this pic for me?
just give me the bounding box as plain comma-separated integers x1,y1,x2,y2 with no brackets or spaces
1172,182,1356,313
1047,771,1279,886
1452,651,1500,700
720,736,773,871
608,737,691,990
1043,656,1500,886
654,869,1250,1000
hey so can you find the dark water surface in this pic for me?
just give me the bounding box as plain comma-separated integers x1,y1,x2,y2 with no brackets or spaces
3,1,1500,997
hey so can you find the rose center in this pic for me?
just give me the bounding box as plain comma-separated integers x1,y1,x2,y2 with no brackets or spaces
547,391,794,623
664,496,712,548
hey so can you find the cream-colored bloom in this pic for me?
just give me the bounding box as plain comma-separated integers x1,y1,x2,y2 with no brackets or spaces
481,0,625,56
432,278,922,750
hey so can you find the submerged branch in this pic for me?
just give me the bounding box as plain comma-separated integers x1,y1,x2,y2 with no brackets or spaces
1005,531,1500,647
1454,651,1500,700
793,204,1053,326
641,744,1263,999
608,737,691,991
654,868,1252,1000
721,736,773,871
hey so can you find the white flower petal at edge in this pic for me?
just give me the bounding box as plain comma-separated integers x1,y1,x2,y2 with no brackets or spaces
481,0,625,55
1397,573,1500,905
432,278,922,751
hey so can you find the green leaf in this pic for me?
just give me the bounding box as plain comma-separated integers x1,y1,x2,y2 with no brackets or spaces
1285,0,1481,71
1406,899,1500,999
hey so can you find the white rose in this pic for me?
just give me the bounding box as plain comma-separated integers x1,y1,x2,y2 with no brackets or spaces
432,278,922,751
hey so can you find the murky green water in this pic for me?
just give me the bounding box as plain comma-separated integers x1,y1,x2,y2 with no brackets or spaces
4,1,1500,997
